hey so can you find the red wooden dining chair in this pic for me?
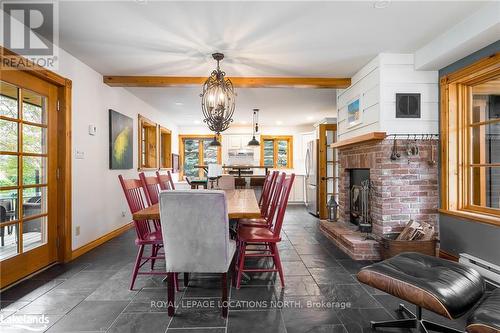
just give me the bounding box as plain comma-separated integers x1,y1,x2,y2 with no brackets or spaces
156,170,175,190
118,175,178,290
236,173,295,289
139,172,161,205
258,171,272,207
239,171,280,228
139,172,162,234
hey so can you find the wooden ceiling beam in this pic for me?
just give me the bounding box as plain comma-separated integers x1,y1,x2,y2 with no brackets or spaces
103,76,351,89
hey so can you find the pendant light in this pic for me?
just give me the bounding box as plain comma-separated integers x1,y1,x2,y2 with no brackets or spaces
248,109,260,146
209,135,221,147
200,52,236,142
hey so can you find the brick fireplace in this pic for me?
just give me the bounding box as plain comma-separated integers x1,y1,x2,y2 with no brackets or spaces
320,138,439,260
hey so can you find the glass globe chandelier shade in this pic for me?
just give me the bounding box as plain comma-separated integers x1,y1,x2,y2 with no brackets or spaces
200,53,236,136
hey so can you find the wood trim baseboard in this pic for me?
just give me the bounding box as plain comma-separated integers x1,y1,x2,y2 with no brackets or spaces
439,249,459,262
71,222,134,260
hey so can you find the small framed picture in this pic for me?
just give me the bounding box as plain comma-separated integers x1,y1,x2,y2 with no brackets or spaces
347,97,362,128
171,153,179,173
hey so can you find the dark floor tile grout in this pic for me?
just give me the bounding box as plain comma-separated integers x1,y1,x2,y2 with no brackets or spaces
1,206,478,333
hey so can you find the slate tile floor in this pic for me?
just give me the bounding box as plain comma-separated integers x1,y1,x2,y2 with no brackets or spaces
0,206,482,332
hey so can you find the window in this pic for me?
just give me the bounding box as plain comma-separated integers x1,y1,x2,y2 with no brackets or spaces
260,135,293,168
179,135,221,178
440,53,500,226
159,126,172,169
138,115,158,170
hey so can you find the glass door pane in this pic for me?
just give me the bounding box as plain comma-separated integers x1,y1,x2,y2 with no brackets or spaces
0,81,19,260
0,81,18,118
263,140,274,166
19,88,48,254
22,90,46,124
183,139,200,178
22,216,46,252
276,140,288,167
203,139,218,165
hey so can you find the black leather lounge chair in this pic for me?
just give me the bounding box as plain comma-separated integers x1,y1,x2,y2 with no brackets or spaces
467,288,500,333
357,252,489,333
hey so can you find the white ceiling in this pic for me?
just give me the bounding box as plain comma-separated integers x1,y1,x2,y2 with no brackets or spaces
127,87,337,127
57,1,488,126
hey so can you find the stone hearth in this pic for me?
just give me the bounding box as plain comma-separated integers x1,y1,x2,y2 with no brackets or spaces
321,138,439,260
320,220,380,260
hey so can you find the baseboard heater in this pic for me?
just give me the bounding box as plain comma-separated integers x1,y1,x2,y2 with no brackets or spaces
459,253,500,287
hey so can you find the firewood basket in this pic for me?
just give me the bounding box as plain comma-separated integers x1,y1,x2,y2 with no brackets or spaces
380,233,437,259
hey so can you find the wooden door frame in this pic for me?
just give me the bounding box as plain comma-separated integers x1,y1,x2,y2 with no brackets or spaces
318,124,337,219
178,134,222,179
1,47,73,266
159,126,172,170
259,135,294,168
137,114,158,170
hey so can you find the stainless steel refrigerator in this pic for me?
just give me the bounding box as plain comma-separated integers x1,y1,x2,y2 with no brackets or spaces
305,140,318,216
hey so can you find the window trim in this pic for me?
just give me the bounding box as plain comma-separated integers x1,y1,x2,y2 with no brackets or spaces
138,114,158,170
259,135,294,169
440,52,500,227
178,134,222,179
159,126,172,170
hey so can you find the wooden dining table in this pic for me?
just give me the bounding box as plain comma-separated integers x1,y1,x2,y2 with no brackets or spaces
132,189,261,220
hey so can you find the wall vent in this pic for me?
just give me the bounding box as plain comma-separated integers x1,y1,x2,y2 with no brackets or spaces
396,93,421,118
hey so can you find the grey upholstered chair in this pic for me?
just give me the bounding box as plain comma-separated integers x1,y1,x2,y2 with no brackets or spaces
158,190,236,318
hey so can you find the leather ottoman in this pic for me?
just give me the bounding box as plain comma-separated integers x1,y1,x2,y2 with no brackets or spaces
357,252,485,333
467,288,500,333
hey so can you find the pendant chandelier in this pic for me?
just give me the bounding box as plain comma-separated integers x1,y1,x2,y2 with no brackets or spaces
200,52,236,146
248,109,260,146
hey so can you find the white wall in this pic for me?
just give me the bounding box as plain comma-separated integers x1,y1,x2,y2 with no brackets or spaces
54,48,179,250
337,54,438,140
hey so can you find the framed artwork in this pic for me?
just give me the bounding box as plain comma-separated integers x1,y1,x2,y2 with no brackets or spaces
109,109,133,169
347,97,362,127
171,153,179,173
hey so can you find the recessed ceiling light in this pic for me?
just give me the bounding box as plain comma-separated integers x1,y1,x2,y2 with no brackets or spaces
174,102,183,106
373,0,391,9
276,120,283,125
241,121,248,125
307,116,314,121
194,120,201,124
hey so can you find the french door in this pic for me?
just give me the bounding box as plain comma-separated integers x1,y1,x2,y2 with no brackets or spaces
0,70,58,287
318,124,338,219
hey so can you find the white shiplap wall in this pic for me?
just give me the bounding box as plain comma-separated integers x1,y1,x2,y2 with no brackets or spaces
337,54,439,140
337,56,381,141
379,54,439,135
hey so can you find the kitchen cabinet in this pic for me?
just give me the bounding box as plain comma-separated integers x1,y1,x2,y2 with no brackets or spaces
225,135,252,149
222,134,258,165
289,175,305,203
228,136,243,149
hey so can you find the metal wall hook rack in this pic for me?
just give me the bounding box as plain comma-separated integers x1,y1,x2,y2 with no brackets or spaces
387,133,440,140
